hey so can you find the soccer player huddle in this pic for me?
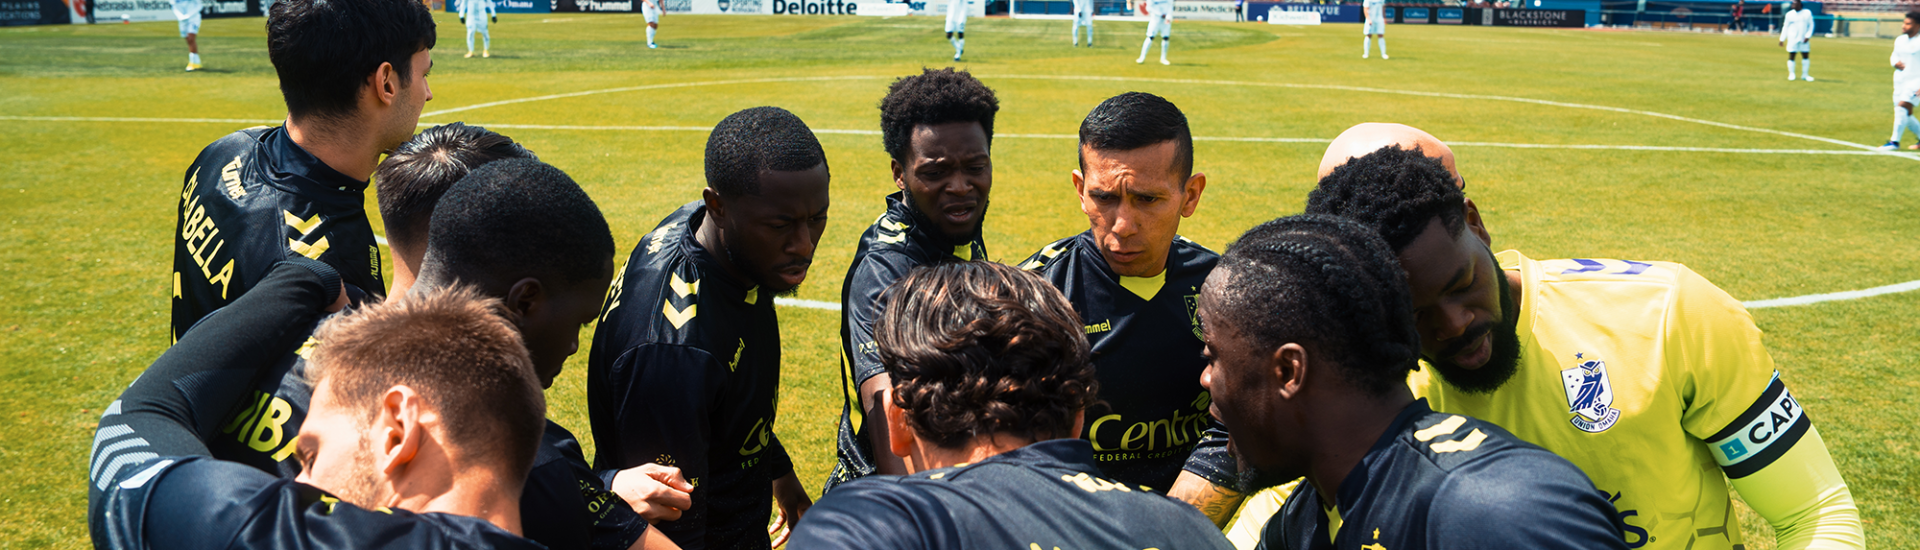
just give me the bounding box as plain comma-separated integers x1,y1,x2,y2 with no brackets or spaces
93,0,1868,549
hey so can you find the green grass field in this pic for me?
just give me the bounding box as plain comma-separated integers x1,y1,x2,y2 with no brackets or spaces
4,11,1918,549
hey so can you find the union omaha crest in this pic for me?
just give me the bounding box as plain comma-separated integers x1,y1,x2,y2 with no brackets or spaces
1560,353,1621,433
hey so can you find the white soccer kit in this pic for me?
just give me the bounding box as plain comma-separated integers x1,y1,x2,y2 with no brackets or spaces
1893,34,1920,103
1781,8,1813,52
642,0,661,24
1145,0,1172,37
1363,0,1386,34
172,0,201,36
945,0,967,33
458,0,494,30
1073,0,1093,25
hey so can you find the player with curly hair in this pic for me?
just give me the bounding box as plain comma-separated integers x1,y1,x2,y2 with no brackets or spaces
1198,214,1627,550
793,261,1234,549
827,68,998,493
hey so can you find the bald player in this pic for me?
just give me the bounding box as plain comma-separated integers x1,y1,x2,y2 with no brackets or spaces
1263,123,1863,550
1314,123,1459,184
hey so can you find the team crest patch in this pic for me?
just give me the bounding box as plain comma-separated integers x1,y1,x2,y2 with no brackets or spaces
1560,353,1621,433
1184,293,1203,340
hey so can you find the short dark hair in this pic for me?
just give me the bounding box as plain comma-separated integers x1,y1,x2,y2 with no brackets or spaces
704,107,828,198
308,284,545,482
879,68,1000,164
878,261,1098,450
267,0,436,122
421,159,615,289
1211,215,1422,396
376,123,536,252
1907,9,1919,22
1078,92,1194,180
1304,145,1465,253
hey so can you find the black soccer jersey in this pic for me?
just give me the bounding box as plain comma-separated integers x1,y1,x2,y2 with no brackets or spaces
792,439,1234,550
588,200,796,550
93,456,540,550
1017,231,1236,491
171,126,385,342
826,191,987,491
1257,400,1628,550
202,326,652,550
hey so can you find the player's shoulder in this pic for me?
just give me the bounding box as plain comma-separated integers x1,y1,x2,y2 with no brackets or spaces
1395,407,1558,473
183,127,277,201
1508,250,1695,290
1016,232,1090,273
598,201,711,345
1166,235,1221,272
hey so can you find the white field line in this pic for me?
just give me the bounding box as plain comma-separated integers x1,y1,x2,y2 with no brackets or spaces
1743,280,1920,309
3,115,1904,156
416,75,888,118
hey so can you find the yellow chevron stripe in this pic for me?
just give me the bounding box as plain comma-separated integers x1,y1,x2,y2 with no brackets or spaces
283,211,323,236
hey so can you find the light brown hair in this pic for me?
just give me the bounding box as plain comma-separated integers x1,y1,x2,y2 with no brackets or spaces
307,285,546,479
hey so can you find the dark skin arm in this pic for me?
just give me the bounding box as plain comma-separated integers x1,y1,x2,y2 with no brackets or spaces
1169,472,1245,528
860,375,909,476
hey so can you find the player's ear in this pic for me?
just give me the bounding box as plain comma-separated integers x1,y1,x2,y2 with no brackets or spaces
1272,343,1308,400
1179,172,1206,218
884,390,916,460
891,158,907,192
1071,168,1087,196
376,385,425,476
372,61,400,107
1462,197,1491,246
701,187,728,224
504,277,545,326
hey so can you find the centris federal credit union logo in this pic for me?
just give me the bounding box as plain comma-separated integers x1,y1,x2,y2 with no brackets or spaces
772,0,858,13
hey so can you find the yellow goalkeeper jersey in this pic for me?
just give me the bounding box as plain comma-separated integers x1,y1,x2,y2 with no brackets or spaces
1410,251,1812,550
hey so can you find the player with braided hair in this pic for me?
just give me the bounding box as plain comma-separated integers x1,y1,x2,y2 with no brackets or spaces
792,261,1233,549
1302,126,1864,550
1197,214,1626,550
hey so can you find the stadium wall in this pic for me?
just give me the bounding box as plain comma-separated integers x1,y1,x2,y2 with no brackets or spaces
1247,1,1591,26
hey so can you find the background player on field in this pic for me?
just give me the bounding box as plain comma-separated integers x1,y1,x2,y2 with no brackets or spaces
1017,92,1245,526
793,262,1236,550
1881,12,1920,150
1198,215,1628,550
1071,0,1093,47
946,0,968,61
1780,0,1813,81
457,0,496,58
1362,0,1386,59
1305,125,1866,550
90,263,545,550
643,0,662,49
825,68,997,492
1137,0,1171,64
587,107,827,550
170,0,435,341
171,0,200,70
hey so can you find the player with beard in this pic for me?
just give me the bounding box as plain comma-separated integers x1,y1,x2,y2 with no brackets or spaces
1016,92,1242,525
171,0,435,340
191,152,682,550
587,106,828,550
826,68,996,492
793,261,1233,550
1196,215,1626,550
1305,135,1864,550
90,260,547,550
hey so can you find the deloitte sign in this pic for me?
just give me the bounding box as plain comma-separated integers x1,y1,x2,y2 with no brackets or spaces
771,0,856,13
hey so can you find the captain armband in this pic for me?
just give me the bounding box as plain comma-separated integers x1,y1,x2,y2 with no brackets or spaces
1704,373,1812,479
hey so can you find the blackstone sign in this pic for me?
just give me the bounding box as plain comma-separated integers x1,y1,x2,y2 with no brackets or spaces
1489,8,1582,27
